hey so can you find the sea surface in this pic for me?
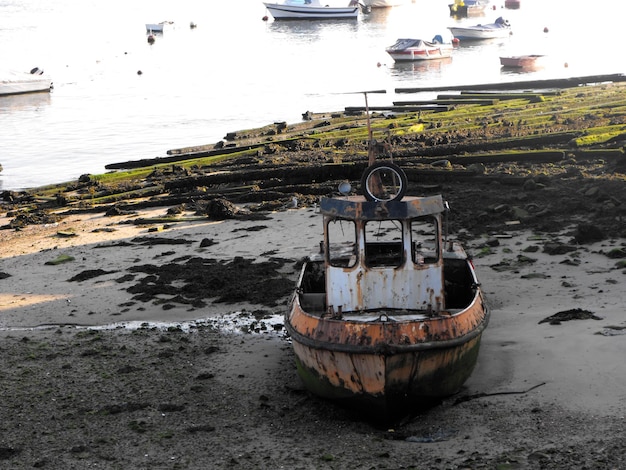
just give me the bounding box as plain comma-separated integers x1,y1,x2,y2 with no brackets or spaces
1,0,624,190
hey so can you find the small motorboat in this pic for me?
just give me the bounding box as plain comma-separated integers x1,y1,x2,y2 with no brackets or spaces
500,54,545,69
449,17,511,41
504,0,521,9
285,163,490,421
0,68,52,97
449,0,487,17
386,35,455,62
145,21,173,33
361,0,408,6
263,0,360,20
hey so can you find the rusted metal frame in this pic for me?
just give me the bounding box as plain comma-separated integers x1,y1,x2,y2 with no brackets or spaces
320,196,445,221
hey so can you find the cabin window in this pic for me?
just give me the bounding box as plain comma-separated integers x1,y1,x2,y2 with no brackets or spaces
326,219,357,268
364,219,403,267
411,216,439,264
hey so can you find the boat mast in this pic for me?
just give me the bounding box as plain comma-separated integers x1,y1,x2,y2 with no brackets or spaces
362,90,386,165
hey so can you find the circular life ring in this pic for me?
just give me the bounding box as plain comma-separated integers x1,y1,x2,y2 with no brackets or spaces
360,162,408,202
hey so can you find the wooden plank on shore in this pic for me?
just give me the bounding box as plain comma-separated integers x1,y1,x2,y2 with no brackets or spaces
395,73,626,94
459,91,560,97
392,99,498,106
105,144,264,170
436,93,545,101
345,105,450,113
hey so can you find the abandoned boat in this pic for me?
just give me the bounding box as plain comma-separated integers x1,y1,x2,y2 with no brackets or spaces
285,163,489,420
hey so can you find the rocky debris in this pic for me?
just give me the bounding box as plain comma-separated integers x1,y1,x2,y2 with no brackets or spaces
2,209,61,229
539,308,602,324
199,197,245,219
125,256,296,308
68,269,118,282
573,223,606,243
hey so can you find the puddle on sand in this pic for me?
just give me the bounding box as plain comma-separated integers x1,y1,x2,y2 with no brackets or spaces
0,311,287,336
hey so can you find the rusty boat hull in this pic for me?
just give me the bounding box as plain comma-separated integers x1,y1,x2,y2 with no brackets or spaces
285,192,489,419
286,270,488,418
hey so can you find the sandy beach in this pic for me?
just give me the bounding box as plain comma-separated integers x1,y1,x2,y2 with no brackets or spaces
1,202,625,469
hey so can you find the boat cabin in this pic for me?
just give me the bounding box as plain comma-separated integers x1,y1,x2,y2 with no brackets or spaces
298,195,475,319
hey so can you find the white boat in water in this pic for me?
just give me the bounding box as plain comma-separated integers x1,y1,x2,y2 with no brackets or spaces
263,0,360,20
386,35,455,62
0,68,52,97
448,17,511,40
145,21,174,33
361,0,408,7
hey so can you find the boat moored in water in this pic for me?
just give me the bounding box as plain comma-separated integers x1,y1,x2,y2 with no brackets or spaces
361,0,408,7
385,35,455,62
263,0,360,20
449,0,487,17
448,17,511,41
285,163,490,421
500,54,545,69
0,68,52,97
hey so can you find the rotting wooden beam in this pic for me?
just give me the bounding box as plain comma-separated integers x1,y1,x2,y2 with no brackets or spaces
436,93,545,101
394,73,626,94
392,99,499,106
345,105,450,113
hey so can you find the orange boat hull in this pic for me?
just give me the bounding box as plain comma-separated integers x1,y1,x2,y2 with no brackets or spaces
286,285,489,419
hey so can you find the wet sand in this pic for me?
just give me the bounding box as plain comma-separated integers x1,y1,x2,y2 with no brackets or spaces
1,205,625,468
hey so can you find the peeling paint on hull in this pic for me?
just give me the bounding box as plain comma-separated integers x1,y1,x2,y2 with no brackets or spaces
286,297,487,419
292,335,482,417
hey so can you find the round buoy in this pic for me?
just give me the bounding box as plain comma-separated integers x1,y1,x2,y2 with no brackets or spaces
147,34,155,44
262,15,268,21
137,70,143,75
452,37,460,46
543,26,549,33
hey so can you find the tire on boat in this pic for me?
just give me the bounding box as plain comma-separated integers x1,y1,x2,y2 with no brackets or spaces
360,162,408,202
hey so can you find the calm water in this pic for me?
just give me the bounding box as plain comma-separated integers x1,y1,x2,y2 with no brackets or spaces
1,0,624,190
